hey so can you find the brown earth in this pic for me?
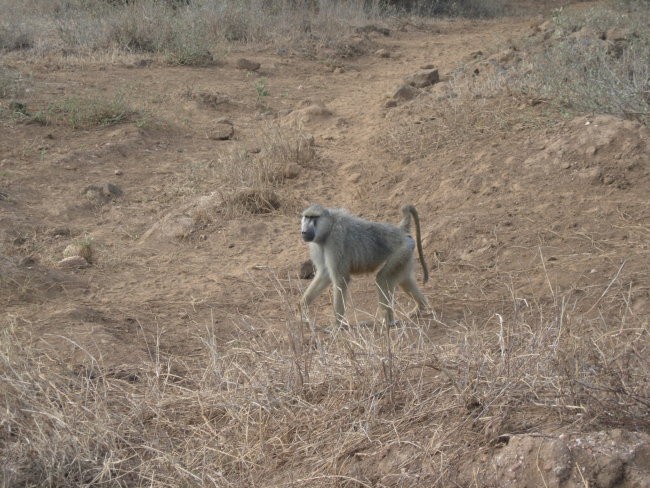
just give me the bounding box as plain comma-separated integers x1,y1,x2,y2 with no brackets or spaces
1,2,648,486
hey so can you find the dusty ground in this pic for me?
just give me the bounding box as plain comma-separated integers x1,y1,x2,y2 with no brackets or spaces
1,2,648,486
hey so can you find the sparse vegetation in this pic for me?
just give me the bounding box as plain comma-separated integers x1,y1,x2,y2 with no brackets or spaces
448,1,650,124
254,78,269,99
217,124,313,214
0,67,24,99
401,0,506,18
24,93,138,128
518,2,650,123
0,0,391,63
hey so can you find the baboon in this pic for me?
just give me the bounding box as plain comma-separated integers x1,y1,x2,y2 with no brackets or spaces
300,204,430,327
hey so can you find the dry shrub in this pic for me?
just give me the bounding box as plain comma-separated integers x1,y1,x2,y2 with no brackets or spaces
451,1,650,124
0,1,36,51
216,124,313,215
228,189,282,214
2,269,647,486
0,0,390,62
395,0,505,18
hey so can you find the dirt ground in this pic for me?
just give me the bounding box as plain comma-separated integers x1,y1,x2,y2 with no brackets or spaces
1,1,648,486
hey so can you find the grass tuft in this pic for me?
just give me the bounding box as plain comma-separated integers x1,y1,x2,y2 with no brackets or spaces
21,92,140,129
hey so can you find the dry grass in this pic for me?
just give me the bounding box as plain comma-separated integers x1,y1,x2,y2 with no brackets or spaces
11,92,141,128
0,0,390,64
0,67,26,100
403,0,506,18
215,124,314,215
2,269,647,486
447,0,650,124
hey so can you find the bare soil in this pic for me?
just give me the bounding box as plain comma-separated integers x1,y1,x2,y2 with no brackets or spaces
1,2,648,486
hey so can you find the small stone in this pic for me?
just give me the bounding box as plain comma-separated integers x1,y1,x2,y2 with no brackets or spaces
58,256,90,269
333,67,344,74
114,169,123,176
405,68,440,88
392,84,420,101
375,49,390,58
236,58,261,71
83,183,122,204
208,122,234,140
606,27,632,42
63,241,93,262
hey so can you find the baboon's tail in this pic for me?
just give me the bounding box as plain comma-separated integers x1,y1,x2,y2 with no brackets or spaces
401,205,429,284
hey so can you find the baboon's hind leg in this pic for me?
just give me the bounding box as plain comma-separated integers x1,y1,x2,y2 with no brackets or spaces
376,249,411,325
399,273,431,318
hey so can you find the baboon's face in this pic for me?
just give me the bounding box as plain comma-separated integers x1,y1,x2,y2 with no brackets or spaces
301,215,318,242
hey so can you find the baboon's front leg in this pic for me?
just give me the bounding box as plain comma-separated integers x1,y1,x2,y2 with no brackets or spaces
300,271,331,322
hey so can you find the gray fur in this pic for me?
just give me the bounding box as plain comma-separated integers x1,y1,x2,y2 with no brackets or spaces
300,204,430,326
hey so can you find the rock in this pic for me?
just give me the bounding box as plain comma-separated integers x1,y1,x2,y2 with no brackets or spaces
384,99,398,108
164,216,195,239
114,169,123,176
488,48,518,64
83,183,122,204
333,67,344,74
606,27,632,42
570,26,604,41
299,260,315,279
405,68,439,88
236,58,261,71
348,173,361,183
285,101,332,125
375,48,390,58
420,63,436,69
392,84,420,101
58,256,90,269
49,227,71,238
208,122,234,140
63,241,93,262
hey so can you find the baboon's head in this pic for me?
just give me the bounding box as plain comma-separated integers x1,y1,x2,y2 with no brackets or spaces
301,204,329,243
